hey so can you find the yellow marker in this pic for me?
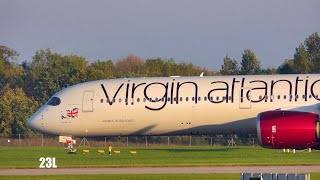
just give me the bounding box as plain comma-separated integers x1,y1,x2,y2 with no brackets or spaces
98,150,105,154
130,150,137,154
82,149,90,154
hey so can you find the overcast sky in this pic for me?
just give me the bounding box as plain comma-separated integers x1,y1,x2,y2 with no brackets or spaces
1,0,319,70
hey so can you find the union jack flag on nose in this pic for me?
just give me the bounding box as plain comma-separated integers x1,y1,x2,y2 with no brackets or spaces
67,108,79,118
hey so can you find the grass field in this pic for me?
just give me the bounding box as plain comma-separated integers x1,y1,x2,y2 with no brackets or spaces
1,174,320,180
0,146,320,168
0,174,237,180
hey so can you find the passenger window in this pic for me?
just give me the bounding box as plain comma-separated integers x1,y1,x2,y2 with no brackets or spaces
119,98,122,103
192,97,195,101
198,97,201,101
47,97,61,106
277,95,280,99
284,95,286,99
180,97,183,101
101,99,103,103
204,97,207,101
137,98,140,102
186,97,189,101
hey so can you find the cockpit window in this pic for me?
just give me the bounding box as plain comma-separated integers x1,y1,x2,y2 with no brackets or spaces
47,97,61,106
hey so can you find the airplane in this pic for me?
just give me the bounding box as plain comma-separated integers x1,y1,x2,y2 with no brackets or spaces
28,74,320,150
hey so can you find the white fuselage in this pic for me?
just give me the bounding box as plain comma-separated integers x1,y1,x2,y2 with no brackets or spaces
28,74,320,136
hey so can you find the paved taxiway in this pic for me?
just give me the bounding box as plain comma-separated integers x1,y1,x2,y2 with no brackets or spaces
1,166,320,175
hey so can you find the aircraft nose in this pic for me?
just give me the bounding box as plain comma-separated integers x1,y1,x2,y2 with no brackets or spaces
28,112,43,132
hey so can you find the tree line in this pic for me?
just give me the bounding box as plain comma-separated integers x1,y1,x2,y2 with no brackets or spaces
0,32,319,136
221,32,320,75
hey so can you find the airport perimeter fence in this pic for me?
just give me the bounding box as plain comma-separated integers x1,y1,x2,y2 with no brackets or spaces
0,134,259,147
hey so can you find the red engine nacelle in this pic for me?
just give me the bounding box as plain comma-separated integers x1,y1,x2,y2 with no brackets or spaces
257,110,319,149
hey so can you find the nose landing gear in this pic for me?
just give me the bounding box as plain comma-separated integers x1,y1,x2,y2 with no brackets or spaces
59,136,77,153
66,139,77,154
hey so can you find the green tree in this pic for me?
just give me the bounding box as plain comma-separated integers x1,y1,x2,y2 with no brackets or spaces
305,32,320,73
260,67,277,74
0,45,23,90
115,54,145,77
277,59,295,74
145,58,165,77
24,49,60,103
240,49,261,75
24,49,88,104
0,86,38,136
163,59,178,76
176,62,196,76
293,44,309,74
87,60,115,81
62,54,87,85
0,45,19,61
220,55,239,75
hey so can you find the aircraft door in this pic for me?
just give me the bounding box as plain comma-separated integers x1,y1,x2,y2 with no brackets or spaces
82,91,94,112
239,87,251,109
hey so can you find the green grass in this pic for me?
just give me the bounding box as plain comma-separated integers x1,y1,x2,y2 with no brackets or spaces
1,174,320,180
0,174,238,180
0,146,320,168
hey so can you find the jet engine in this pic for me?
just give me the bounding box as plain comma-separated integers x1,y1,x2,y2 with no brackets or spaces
257,110,319,149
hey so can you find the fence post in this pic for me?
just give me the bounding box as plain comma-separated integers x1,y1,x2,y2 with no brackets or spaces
210,137,213,146
189,136,192,147
145,136,148,147
252,138,255,146
168,136,170,146
126,136,129,147
18,134,21,146
41,134,44,147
